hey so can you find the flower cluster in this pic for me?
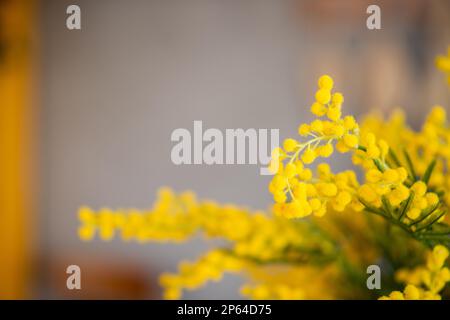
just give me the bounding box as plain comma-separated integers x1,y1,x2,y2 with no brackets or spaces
268,75,363,218
359,106,450,229
79,188,340,299
268,76,450,260
78,49,450,300
159,250,244,299
380,245,450,300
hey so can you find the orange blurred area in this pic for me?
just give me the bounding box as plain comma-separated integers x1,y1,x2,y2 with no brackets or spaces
0,0,36,299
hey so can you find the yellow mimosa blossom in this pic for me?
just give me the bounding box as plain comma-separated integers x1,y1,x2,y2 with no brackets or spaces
436,46,450,86
380,245,450,300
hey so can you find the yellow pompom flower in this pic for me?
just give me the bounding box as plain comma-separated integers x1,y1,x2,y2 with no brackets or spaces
298,124,310,136
382,169,399,183
342,134,358,149
327,106,341,121
283,138,299,152
274,190,287,204
284,163,297,179
315,89,331,104
331,92,344,105
411,181,427,197
403,285,421,300
365,169,382,183
343,116,357,130
311,102,327,117
317,144,334,157
335,140,350,153
366,145,380,158
318,74,334,90
310,119,324,132
301,148,317,164
425,192,439,206
406,208,421,220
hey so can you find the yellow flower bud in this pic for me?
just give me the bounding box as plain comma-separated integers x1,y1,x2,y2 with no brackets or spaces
306,184,317,197
310,102,327,116
358,184,377,203
382,169,399,183
336,191,352,206
425,192,439,206
317,183,338,197
317,163,331,176
397,167,408,182
396,184,411,201
407,208,421,220
367,145,380,158
274,190,287,204
389,291,405,300
284,163,297,179
315,89,331,104
272,175,287,190
294,160,304,174
310,119,324,132
366,169,382,183
331,92,344,105
327,106,341,121
318,75,334,90
299,168,312,180
298,124,310,136
336,140,350,153
404,285,420,300
301,148,317,164
78,226,95,241
309,198,322,211
343,115,357,130
317,144,334,157
343,134,359,149
283,138,299,152
411,181,427,197
428,106,446,125
362,132,376,146
432,245,449,268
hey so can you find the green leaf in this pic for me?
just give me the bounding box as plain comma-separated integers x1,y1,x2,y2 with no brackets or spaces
373,159,385,172
409,202,439,227
388,149,402,167
422,159,436,184
359,198,387,217
415,210,447,233
403,149,417,181
381,196,394,218
398,192,414,221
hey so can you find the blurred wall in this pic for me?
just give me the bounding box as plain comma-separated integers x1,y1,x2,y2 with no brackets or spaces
40,0,450,298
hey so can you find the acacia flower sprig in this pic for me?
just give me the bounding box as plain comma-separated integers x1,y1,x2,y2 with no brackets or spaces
268,75,363,218
269,75,450,250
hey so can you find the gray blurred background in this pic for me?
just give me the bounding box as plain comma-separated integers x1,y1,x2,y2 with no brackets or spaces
38,0,450,298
